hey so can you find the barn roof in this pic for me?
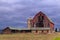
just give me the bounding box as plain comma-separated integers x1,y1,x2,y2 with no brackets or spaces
8,27,31,30
31,27,50,30
4,27,50,30
29,11,54,24
46,16,54,23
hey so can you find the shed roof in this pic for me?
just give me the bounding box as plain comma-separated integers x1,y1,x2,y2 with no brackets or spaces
8,27,31,30
4,27,50,30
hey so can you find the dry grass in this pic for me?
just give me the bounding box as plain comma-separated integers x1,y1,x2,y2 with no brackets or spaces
0,33,60,40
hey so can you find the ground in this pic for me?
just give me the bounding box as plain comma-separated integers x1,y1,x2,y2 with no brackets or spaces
55,37,60,40
0,32,60,40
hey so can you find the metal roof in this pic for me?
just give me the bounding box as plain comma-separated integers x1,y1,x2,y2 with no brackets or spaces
9,27,31,30
31,27,50,30
28,11,54,24
7,27,50,30
46,16,54,23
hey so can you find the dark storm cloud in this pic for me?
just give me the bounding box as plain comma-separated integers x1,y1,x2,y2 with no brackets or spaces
0,0,60,29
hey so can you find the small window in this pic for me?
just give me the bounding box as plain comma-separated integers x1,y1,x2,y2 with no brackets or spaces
11,30,15,33
42,16,44,20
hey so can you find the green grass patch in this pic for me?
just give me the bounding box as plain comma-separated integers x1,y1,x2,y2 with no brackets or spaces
55,37,60,40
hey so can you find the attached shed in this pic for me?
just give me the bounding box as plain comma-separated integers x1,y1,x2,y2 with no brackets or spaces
2,27,32,34
3,27,11,34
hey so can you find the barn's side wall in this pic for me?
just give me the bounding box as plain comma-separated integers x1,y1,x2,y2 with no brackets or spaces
3,28,11,34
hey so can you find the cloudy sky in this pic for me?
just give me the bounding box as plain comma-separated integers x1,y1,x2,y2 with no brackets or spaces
0,0,60,29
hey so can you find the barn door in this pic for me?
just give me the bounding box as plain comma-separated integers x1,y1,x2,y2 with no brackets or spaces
36,16,44,27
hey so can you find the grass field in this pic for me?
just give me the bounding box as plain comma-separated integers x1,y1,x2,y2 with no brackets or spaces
55,37,60,40
0,32,60,40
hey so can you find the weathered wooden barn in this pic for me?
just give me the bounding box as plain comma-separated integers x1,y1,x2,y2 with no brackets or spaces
27,11,54,34
2,11,54,34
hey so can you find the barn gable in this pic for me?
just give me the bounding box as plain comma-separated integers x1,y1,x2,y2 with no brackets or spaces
28,11,54,28
27,11,54,33
32,11,53,24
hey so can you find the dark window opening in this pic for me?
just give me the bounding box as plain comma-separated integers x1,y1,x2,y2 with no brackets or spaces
36,16,44,27
36,30,38,33
11,30,16,33
42,16,44,20
20,30,32,33
36,22,44,27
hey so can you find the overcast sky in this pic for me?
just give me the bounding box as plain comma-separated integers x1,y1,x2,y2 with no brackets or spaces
0,0,60,29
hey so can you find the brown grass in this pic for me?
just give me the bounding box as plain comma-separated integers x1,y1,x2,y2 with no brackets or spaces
0,32,60,40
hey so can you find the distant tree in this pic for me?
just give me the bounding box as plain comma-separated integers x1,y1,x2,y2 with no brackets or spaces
55,28,57,32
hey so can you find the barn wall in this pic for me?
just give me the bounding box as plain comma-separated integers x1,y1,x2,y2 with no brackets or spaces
31,12,50,28
49,22,54,33
28,11,54,33
3,28,11,34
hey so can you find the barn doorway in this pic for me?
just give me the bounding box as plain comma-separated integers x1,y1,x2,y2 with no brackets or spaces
36,16,44,27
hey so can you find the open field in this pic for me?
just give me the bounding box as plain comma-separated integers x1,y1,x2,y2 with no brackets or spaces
0,33,60,40
55,37,60,40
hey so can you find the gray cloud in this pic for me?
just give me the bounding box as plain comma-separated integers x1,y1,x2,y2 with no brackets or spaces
0,0,60,29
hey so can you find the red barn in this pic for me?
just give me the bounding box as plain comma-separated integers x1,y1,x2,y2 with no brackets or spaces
27,11,54,34
2,11,54,34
